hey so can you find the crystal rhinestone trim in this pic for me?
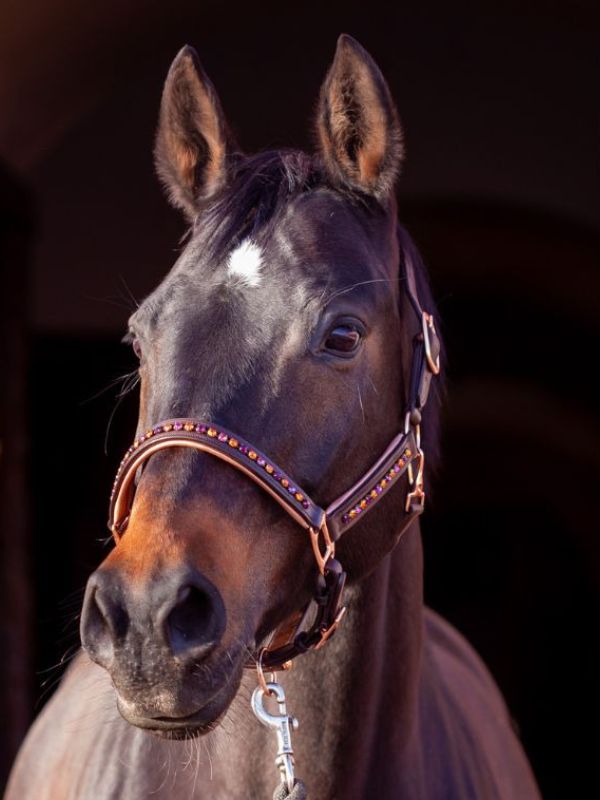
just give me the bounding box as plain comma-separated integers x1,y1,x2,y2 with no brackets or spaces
340,449,412,525
111,421,310,511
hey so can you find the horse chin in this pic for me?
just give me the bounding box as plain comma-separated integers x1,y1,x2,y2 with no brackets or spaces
123,705,229,741
115,657,244,740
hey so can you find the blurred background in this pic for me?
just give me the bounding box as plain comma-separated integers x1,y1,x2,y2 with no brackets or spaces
0,0,598,796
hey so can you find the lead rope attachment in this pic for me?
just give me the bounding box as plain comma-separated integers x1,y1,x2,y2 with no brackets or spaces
250,524,344,797
251,651,305,796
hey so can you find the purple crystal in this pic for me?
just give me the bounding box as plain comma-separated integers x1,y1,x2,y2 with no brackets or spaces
217,432,228,442
288,486,296,494
173,422,183,431
375,485,383,495
302,500,310,509
257,457,266,467
153,426,163,435
342,513,350,524
355,506,362,514
196,424,207,433
393,464,401,473
273,472,281,481
239,446,249,455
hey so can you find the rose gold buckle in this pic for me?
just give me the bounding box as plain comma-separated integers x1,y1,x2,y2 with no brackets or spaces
314,606,347,650
256,647,292,693
405,483,426,513
309,521,335,575
405,450,426,513
422,312,440,375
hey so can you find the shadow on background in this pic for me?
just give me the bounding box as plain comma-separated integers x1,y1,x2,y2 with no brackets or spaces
0,1,598,796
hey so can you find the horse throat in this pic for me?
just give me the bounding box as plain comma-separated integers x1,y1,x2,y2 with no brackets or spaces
210,520,424,799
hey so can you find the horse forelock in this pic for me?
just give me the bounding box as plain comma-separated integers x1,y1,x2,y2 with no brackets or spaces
195,149,379,263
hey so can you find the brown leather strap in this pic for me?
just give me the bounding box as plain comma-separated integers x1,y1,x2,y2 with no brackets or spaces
109,420,325,538
401,244,441,412
109,420,420,542
326,429,418,540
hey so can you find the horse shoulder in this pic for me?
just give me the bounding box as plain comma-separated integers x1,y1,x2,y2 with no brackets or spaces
418,607,540,800
5,653,157,800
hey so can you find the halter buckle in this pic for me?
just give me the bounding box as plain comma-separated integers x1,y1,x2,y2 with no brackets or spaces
309,521,335,575
314,605,347,650
422,312,441,375
405,449,426,513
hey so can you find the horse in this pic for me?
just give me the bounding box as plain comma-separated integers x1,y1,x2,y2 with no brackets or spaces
6,35,540,799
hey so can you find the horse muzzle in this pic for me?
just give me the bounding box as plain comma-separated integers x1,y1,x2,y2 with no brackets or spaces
114,661,242,739
80,563,242,734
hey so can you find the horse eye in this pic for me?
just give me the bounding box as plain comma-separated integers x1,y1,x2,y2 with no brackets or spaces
324,324,363,355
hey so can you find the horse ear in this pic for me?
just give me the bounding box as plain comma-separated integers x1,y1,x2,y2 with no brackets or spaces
315,34,404,199
154,46,235,219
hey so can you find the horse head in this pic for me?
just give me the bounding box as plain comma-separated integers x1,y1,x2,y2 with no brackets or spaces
80,34,437,738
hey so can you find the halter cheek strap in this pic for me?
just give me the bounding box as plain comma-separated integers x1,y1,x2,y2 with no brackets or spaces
107,252,440,669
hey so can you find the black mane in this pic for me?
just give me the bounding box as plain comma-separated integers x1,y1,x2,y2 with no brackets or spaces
199,149,382,260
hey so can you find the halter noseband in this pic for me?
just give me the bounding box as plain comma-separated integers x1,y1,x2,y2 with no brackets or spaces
108,253,440,669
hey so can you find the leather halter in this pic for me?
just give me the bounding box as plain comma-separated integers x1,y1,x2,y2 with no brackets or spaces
108,252,440,669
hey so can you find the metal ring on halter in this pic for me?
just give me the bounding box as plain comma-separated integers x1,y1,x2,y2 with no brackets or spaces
257,648,277,695
309,521,335,575
406,448,426,512
422,312,441,375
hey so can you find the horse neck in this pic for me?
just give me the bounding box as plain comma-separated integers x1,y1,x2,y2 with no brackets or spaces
210,521,424,799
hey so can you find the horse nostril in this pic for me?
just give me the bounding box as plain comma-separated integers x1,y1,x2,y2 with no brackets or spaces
80,575,128,668
165,584,219,660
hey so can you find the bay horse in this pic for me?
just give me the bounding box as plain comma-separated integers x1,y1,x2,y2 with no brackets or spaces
6,35,540,799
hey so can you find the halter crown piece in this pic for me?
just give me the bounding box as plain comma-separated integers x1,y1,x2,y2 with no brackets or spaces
108,252,440,670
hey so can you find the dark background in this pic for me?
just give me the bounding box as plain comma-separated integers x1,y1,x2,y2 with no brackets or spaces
1,1,598,796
